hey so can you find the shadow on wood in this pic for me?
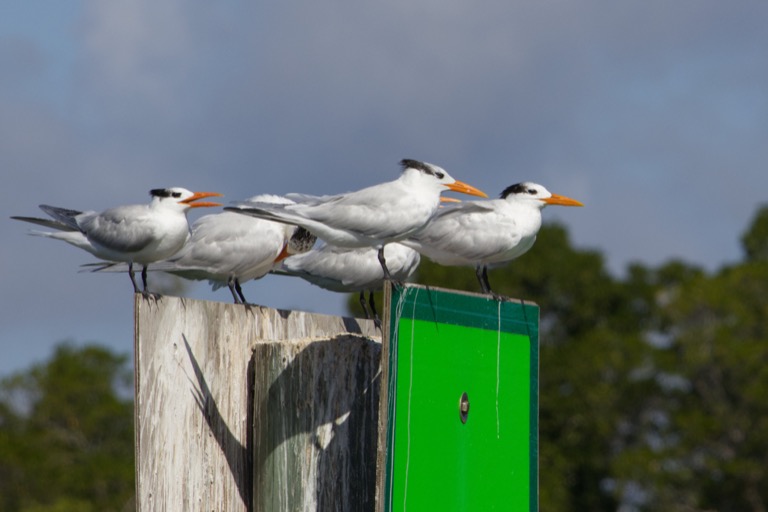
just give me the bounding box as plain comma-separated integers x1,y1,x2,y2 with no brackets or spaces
252,337,381,511
184,335,252,507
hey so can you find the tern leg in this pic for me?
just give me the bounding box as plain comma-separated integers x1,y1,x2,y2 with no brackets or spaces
478,265,504,300
128,262,141,294
377,247,392,280
234,278,248,305
368,291,382,330
377,246,402,287
227,276,242,304
359,291,371,319
482,266,493,295
476,265,493,294
140,265,160,300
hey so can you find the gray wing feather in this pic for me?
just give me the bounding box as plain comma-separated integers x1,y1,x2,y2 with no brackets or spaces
11,215,78,232
81,209,157,253
38,205,83,231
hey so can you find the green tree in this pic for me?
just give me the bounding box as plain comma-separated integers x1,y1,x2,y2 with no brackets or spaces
617,213,768,511
0,344,134,512
742,203,768,262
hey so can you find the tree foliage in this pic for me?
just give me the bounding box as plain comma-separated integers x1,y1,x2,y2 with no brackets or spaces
742,203,768,262
0,344,134,512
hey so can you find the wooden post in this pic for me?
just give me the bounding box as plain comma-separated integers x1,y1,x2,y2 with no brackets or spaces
134,295,379,512
135,284,539,511
251,336,381,511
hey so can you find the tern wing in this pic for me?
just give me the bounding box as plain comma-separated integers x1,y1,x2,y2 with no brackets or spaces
81,261,126,273
80,206,157,253
38,205,84,231
284,192,339,204
170,212,286,277
11,215,78,232
278,245,367,292
409,203,522,264
430,201,496,219
298,183,432,239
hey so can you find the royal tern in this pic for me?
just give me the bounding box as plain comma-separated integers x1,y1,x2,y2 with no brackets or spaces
226,159,487,281
275,242,420,323
11,187,223,295
89,195,317,304
404,182,583,295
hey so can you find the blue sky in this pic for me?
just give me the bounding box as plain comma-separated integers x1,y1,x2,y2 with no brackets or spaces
2,1,767,375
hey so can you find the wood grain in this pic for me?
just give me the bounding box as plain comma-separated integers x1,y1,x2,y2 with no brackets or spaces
134,295,379,511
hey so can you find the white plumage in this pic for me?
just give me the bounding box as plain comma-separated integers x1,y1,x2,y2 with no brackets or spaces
91,195,317,304
12,187,222,294
226,159,486,280
404,182,583,294
276,242,420,323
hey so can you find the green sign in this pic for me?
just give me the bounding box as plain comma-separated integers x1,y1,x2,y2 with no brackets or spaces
379,284,539,511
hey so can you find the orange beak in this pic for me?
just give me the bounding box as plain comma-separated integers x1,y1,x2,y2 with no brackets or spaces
440,197,462,203
543,193,584,207
273,243,292,263
180,191,224,208
445,180,488,198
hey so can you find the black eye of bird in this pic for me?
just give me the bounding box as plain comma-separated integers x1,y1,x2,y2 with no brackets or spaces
172,192,182,198
435,171,445,180
527,189,537,195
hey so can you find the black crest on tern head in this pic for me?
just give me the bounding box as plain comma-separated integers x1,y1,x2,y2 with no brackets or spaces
500,183,538,199
150,188,182,199
400,159,445,179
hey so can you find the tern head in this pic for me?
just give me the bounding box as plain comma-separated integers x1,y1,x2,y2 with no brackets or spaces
274,227,318,263
400,159,488,198
500,182,583,208
150,188,223,211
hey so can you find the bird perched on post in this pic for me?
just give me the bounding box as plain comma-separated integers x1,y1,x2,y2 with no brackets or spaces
89,195,318,304
225,159,487,282
403,182,583,296
274,242,420,326
11,187,223,296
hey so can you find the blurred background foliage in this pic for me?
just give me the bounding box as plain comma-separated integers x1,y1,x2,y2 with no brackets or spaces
3,203,767,511
0,345,134,512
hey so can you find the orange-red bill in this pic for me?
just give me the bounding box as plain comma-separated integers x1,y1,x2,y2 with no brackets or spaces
543,193,583,207
273,243,292,263
446,180,488,198
181,191,224,208
439,197,462,203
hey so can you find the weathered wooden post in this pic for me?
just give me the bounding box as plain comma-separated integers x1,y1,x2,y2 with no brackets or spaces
134,295,379,511
134,283,539,511
251,334,382,510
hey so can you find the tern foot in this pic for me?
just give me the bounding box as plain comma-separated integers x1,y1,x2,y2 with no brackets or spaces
240,302,259,318
140,290,162,303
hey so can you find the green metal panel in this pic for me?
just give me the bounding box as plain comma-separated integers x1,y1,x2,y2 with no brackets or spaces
382,284,539,511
